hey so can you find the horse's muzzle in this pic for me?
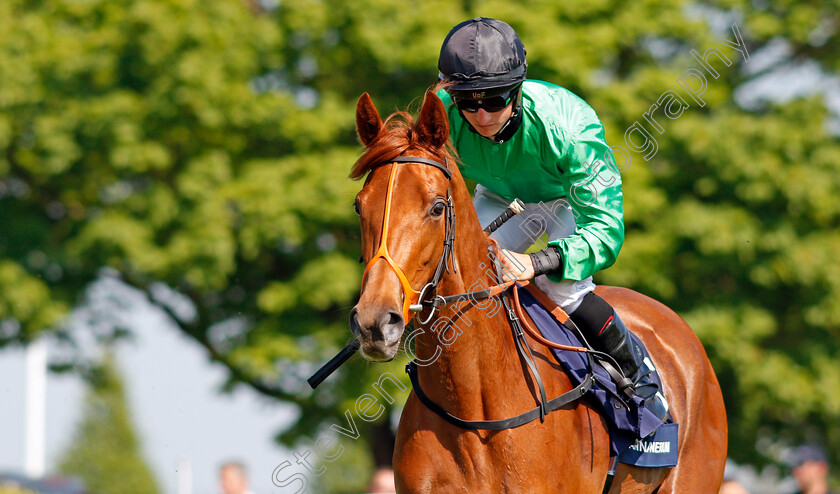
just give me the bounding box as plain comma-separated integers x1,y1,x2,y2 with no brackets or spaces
350,306,404,361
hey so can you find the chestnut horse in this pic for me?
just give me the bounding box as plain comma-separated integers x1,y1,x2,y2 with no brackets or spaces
349,91,727,493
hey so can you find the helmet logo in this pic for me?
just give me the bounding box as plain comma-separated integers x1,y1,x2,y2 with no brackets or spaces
470,91,485,99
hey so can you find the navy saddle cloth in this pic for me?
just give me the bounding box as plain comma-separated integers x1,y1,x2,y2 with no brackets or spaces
516,285,678,467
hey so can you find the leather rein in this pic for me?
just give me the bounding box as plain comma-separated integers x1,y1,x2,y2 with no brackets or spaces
362,154,595,431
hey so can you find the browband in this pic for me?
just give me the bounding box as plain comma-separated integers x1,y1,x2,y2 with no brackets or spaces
386,156,451,180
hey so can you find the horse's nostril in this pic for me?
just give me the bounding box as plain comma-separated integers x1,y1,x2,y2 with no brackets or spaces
387,311,402,327
349,309,361,337
379,311,404,342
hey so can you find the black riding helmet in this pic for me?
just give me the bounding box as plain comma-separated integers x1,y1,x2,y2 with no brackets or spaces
438,17,527,143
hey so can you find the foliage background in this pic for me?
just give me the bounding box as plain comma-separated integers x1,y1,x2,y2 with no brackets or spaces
58,351,161,494
1,0,838,491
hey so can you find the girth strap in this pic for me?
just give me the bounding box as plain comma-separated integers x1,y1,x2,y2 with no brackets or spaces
406,360,595,430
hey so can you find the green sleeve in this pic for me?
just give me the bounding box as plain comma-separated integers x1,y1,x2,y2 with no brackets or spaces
546,114,624,282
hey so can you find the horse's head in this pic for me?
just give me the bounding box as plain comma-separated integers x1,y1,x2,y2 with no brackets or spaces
349,91,454,361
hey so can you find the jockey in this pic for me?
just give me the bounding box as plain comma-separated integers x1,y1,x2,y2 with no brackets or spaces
435,17,668,420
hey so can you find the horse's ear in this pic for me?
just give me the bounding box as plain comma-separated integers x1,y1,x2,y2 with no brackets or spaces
356,93,382,146
416,91,449,149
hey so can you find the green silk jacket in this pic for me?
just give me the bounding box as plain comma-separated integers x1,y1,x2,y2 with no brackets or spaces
437,80,625,282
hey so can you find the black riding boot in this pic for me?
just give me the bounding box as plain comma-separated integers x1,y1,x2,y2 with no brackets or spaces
570,293,669,422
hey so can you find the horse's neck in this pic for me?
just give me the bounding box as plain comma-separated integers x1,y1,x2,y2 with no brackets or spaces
413,229,521,415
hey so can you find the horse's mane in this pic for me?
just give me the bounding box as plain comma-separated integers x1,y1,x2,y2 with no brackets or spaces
350,90,458,180
350,111,417,180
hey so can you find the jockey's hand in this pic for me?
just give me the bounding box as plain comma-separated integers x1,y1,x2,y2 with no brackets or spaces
498,249,535,282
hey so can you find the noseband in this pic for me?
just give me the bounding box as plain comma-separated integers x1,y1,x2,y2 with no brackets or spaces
360,156,456,324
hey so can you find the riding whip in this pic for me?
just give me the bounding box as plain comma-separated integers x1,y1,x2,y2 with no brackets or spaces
307,339,360,389
483,198,525,234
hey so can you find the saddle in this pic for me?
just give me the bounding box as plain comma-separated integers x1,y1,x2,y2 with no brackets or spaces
513,282,678,468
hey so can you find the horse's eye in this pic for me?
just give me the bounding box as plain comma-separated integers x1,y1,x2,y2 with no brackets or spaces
430,201,446,217
353,201,360,215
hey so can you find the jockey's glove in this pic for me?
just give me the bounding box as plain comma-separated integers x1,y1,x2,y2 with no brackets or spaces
529,247,564,277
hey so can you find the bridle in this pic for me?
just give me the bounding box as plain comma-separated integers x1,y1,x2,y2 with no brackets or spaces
360,155,456,325
359,154,522,324
356,154,599,432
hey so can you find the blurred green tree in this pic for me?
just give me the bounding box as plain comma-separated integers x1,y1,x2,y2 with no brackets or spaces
58,351,161,494
1,0,839,486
